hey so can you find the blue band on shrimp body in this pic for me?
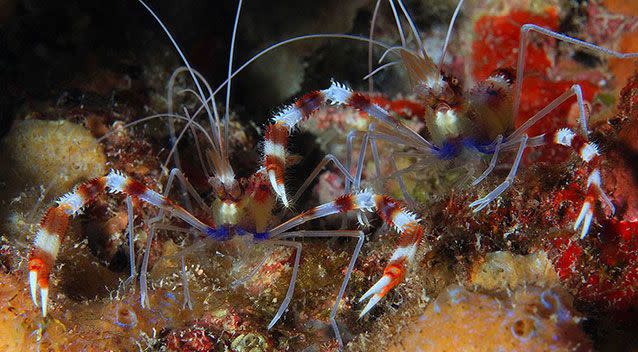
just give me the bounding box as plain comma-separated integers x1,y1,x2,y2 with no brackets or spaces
235,227,270,241
463,138,495,154
206,226,231,240
253,232,270,241
435,140,462,160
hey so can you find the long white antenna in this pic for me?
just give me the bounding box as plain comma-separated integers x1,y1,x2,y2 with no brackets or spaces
368,0,383,92
396,0,425,58
224,0,243,180
438,0,465,71
136,0,217,150
185,34,393,123
388,0,407,47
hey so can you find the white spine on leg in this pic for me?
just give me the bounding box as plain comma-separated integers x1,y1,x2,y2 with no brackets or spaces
392,210,419,233
354,189,375,211
554,128,576,146
273,105,303,130
106,169,127,193
580,143,599,162
322,80,352,105
57,191,85,215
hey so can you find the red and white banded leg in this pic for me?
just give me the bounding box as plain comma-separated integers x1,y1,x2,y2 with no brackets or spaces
264,81,434,207
358,195,423,317
268,190,425,317
549,128,614,238
104,170,214,233
29,176,107,316
28,170,213,317
264,91,327,206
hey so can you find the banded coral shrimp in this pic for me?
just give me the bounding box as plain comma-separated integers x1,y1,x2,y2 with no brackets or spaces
253,0,638,326
3,0,636,350
149,1,638,350
14,0,432,349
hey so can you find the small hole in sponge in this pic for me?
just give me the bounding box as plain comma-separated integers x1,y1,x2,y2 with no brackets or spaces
114,305,138,328
541,290,558,312
511,318,535,339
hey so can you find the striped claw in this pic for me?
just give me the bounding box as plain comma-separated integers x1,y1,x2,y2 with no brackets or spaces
29,259,52,317
268,169,289,208
40,287,49,317
548,129,617,239
574,199,593,239
262,91,327,207
29,270,48,317
264,124,290,207
27,170,214,317
29,270,39,307
29,265,51,317
28,205,71,317
29,267,50,317
358,196,423,317
574,169,614,239
254,189,424,319
358,276,390,317
358,260,408,318
575,168,598,239
26,177,107,317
